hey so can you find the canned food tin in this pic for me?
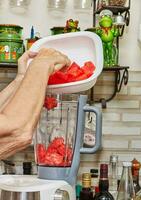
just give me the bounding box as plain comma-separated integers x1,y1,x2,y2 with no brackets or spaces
0,39,24,63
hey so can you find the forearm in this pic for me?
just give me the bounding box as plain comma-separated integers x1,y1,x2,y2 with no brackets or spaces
0,130,30,159
0,75,23,112
0,64,49,135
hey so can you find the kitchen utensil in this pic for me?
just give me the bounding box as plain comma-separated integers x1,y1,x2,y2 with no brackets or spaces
114,13,125,26
29,31,103,94
35,94,102,185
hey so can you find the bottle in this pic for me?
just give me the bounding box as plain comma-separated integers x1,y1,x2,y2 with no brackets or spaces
135,191,141,200
109,155,118,197
116,162,135,200
79,173,94,200
76,184,82,200
131,158,141,194
93,164,114,200
23,162,32,175
90,169,99,195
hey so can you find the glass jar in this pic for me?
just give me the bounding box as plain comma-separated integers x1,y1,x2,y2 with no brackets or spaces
97,0,108,10
73,0,92,10
9,0,31,14
47,0,67,9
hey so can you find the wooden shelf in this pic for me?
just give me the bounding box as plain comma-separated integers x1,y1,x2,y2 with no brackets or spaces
91,66,129,108
0,62,18,68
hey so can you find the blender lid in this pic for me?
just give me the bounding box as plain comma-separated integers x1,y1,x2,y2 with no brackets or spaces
29,31,103,94
0,175,69,192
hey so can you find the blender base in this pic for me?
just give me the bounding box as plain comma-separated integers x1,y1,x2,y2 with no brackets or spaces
0,175,76,200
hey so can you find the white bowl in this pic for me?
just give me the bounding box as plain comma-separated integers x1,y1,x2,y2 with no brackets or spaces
30,31,103,94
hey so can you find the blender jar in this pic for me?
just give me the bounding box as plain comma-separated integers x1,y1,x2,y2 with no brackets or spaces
34,94,78,167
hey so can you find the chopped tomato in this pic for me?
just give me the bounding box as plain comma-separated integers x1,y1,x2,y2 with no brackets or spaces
36,137,73,167
82,61,96,77
44,97,57,110
36,144,46,163
75,73,88,81
45,152,64,166
48,61,96,85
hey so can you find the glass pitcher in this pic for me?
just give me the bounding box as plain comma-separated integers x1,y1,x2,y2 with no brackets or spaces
34,94,102,185
35,94,78,167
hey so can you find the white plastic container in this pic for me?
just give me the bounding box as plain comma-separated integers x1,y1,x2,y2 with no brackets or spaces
29,31,103,94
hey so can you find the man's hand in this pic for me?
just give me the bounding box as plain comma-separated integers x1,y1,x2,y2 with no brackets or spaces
17,51,38,78
29,48,71,75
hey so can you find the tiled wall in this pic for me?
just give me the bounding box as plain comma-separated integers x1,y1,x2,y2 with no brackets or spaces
0,68,141,180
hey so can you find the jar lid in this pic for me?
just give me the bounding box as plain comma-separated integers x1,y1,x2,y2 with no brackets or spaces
0,24,23,29
0,39,23,43
123,162,132,167
110,155,118,163
90,168,98,174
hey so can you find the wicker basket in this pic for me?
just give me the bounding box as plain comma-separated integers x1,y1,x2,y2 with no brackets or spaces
108,0,127,6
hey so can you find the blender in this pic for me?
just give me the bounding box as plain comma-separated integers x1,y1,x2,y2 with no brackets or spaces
0,94,102,200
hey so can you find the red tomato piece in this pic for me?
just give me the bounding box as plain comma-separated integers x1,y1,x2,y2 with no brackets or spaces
45,152,64,166
84,61,96,72
50,137,64,148
82,61,96,78
67,62,83,78
75,73,88,81
44,97,57,110
46,146,57,154
57,143,66,156
67,62,81,72
48,71,68,85
36,144,46,164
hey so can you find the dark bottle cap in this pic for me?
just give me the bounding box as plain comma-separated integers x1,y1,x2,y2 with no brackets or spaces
23,162,32,175
100,164,108,179
90,169,98,174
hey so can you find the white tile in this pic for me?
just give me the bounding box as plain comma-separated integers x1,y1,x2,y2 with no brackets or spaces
94,86,114,95
129,87,141,95
98,74,115,81
103,113,120,121
103,126,140,135
102,140,128,149
130,140,141,149
129,72,141,82
107,100,140,109
122,113,141,122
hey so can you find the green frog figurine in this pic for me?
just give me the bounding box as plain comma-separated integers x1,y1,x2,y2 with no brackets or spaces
96,10,119,67
64,19,80,33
